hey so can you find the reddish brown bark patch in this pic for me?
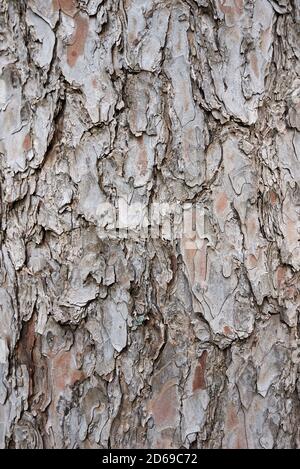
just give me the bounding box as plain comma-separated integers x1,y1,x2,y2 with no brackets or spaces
192,350,207,391
224,403,248,448
219,0,244,15
52,350,84,391
53,0,78,17
52,0,59,11
150,380,178,427
247,253,257,269
287,218,298,244
67,14,89,67
215,191,228,214
223,325,233,336
218,0,244,27
246,215,258,237
227,404,238,429
23,133,32,151
269,190,278,206
276,266,288,288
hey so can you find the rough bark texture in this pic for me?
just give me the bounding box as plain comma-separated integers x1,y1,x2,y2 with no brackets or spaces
0,0,300,449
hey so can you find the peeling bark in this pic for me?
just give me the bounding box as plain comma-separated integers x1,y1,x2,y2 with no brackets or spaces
0,0,300,449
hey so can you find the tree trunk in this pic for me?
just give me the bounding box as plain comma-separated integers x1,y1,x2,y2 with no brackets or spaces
0,0,300,449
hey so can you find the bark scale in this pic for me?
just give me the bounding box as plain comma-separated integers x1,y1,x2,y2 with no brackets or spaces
0,0,300,449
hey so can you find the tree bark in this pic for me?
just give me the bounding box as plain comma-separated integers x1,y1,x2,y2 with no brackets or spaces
0,0,300,449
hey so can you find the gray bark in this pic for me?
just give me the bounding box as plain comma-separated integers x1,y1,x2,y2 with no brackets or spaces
0,0,300,449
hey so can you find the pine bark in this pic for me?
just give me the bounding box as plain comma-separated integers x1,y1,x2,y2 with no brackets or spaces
0,0,300,449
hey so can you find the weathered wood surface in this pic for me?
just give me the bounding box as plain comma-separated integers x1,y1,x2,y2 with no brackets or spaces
0,0,299,449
